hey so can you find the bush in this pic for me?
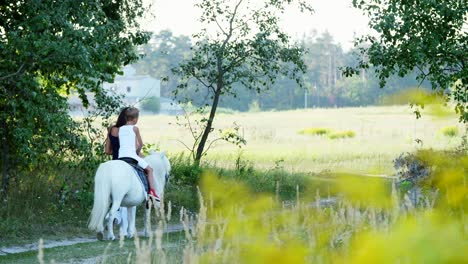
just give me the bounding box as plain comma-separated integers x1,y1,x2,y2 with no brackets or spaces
393,148,467,208
394,151,431,185
440,126,459,137
248,100,261,112
140,96,161,113
298,127,331,136
328,130,356,139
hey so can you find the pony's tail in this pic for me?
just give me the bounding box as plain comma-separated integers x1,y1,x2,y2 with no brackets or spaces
88,163,111,231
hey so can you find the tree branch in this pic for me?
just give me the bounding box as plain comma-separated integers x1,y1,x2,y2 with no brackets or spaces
0,63,26,81
214,17,227,36
202,137,224,156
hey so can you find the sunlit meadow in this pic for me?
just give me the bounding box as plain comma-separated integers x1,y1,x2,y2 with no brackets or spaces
139,105,464,175
71,153,465,263
47,103,465,263
136,104,465,263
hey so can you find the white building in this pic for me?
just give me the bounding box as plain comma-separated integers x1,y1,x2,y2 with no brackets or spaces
103,66,161,107
68,65,183,115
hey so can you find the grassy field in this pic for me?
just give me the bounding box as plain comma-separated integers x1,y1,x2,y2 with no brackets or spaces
138,105,463,175
1,105,465,263
0,231,186,264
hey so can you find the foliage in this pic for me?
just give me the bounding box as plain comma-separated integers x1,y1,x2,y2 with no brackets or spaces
177,165,466,263
0,0,150,194
298,127,331,136
248,100,261,113
173,0,313,163
394,152,431,189
393,148,468,209
346,0,468,122
174,110,247,162
141,142,160,156
134,28,433,111
3,146,467,262
455,132,468,154
133,30,193,99
298,128,355,139
169,153,203,186
0,159,98,243
328,130,356,140
140,96,161,113
440,126,459,137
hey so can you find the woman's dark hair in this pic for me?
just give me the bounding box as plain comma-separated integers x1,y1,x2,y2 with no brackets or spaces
115,107,129,127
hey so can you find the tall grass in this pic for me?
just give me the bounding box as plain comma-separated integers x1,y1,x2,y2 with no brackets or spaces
170,148,467,263
440,126,459,137
21,145,467,263
3,106,466,262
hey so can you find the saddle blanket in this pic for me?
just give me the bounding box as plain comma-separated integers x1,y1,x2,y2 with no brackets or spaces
118,157,149,194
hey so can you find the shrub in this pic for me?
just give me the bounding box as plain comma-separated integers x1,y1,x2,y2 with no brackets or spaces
248,100,261,112
394,151,431,185
328,130,356,139
393,148,467,209
298,127,331,136
140,96,160,113
440,126,459,137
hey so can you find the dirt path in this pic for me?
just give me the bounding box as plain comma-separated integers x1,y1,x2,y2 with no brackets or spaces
0,194,348,258
0,223,186,257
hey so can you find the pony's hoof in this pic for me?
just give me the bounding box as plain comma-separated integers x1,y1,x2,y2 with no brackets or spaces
97,232,104,241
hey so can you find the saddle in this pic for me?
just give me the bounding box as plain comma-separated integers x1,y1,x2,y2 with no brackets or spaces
118,157,149,194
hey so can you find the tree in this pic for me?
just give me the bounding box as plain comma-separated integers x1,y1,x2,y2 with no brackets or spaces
140,96,161,113
134,30,193,98
345,0,468,121
173,0,313,163
0,0,150,193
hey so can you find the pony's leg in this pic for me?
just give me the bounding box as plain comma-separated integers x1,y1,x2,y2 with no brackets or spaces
126,206,137,238
144,206,151,237
119,207,128,238
106,202,121,240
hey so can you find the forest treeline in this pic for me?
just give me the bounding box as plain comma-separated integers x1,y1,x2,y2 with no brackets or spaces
134,30,429,111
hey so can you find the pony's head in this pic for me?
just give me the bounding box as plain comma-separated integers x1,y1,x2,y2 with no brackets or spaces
146,150,171,184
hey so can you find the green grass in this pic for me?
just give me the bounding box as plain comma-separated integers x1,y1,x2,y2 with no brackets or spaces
440,126,459,137
0,157,331,247
140,106,462,175
1,106,463,256
328,130,356,139
298,127,331,136
0,231,186,264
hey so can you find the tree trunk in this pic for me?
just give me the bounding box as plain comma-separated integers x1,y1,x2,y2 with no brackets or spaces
1,118,9,196
195,84,223,164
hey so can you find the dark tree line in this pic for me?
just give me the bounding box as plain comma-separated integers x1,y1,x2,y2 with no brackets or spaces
134,30,429,112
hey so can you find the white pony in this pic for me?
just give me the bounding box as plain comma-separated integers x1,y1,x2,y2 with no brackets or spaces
88,151,171,240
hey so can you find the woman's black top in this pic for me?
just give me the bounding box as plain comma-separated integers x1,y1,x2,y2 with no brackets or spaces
109,127,120,160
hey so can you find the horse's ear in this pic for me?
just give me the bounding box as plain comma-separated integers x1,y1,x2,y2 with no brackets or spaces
161,151,166,157
150,150,156,155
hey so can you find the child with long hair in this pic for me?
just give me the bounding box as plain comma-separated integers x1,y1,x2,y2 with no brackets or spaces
118,107,160,201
